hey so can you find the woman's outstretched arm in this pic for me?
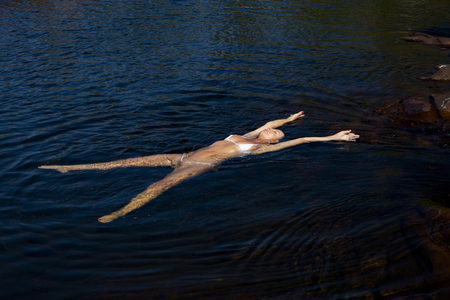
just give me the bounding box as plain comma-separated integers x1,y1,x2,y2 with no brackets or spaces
243,111,305,139
250,130,359,155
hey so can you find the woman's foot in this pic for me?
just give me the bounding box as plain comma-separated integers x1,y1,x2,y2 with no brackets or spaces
98,213,119,223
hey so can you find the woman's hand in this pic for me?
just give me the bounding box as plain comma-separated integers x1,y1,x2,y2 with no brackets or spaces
286,111,305,122
333,130,360,141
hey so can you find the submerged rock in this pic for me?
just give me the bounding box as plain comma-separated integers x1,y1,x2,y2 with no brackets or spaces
400,32,450,49
363,92,450,147
398,92,450,121
420,64,450,81
378,95,437,122
419,206,450,252
429,91,450,119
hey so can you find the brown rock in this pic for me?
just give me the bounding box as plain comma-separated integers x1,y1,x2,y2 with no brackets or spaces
421,65,450,81
400,32,450,48
429,91,450,119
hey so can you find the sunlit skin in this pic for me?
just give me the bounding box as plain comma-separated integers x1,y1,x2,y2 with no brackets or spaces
39,111,360,223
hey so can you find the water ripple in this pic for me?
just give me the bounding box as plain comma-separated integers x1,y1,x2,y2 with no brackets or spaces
1,0,450,299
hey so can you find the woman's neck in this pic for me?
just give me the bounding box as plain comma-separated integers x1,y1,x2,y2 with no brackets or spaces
251,138,275,144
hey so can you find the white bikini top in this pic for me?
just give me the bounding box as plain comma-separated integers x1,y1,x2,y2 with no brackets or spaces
225,135,257,153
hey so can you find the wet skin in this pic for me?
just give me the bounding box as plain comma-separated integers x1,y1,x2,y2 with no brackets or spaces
39,111,360,223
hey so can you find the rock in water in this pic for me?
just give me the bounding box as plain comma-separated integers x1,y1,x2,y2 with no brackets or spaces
400,32,450,48
420,65,450,81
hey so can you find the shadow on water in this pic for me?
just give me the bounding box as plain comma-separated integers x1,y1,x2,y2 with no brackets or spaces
1,0,450,299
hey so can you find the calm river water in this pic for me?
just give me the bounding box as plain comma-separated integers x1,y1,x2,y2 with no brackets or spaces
1,0,450,299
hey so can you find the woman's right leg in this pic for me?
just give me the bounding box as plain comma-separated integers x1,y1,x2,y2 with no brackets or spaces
98,163,212,223
38,154,182,173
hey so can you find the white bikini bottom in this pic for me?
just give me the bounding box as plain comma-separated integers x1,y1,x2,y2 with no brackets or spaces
180,153,214,166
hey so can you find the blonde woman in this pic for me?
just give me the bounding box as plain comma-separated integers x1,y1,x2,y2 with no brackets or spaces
39,111,359,223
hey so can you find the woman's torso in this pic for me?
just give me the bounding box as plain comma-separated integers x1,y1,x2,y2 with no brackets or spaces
184,135,259,163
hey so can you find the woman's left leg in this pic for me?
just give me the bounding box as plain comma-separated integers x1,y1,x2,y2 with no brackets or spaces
39,154,182,173
98,164,212,223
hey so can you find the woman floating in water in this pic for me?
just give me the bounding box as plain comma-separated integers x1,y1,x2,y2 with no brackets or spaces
39,111,359,223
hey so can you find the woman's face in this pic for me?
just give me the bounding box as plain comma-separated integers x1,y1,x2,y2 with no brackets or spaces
258,127,285,142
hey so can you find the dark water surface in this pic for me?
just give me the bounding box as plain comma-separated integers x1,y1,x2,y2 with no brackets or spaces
1,0,450,298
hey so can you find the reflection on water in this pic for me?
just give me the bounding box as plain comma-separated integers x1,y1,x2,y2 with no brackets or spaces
1,0,450,298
